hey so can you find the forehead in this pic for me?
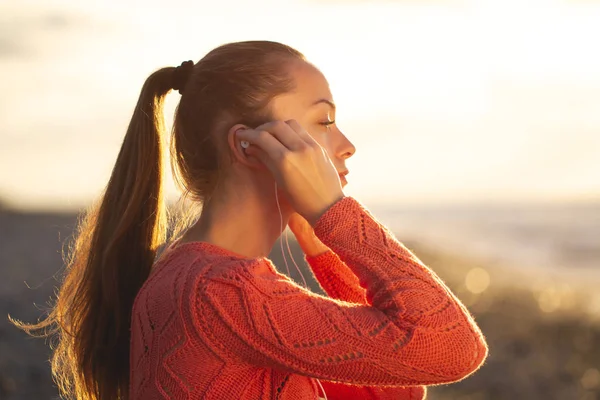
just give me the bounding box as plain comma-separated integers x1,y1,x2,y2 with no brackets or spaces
270,61,333,117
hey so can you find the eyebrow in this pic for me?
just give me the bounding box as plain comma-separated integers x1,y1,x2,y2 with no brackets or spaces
312,99,336,110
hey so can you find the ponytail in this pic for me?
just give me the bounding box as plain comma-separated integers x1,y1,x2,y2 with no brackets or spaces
12,40,309,400
11,67,175,400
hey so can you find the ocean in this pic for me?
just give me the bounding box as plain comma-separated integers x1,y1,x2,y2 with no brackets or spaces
371,201,600,274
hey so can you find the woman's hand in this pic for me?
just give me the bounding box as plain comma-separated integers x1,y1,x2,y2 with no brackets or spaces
237,120,345,226
287,212,330,257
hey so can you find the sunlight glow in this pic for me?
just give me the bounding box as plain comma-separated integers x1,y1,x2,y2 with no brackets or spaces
465,268,491,294
1,0,599,210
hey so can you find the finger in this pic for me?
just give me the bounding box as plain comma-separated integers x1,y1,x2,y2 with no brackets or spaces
244,144,271,166
236,128,288,162
285,119,318,146
237,129,289,176
254,120,307,151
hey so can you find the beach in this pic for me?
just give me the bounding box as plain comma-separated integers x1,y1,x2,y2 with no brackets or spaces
1,206,599,399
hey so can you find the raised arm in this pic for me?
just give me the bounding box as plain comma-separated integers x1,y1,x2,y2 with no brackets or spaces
306,251,431,398
305,250,369,305
192,196,488,387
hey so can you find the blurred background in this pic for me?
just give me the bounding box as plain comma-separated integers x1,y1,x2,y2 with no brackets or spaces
1,0,599,399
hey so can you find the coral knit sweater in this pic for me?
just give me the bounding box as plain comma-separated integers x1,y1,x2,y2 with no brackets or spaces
130,196,488,400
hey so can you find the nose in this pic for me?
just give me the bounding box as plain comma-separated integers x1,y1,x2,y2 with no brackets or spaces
336,131,356,161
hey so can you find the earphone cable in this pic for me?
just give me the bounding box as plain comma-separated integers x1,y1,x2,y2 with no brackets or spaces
274,181,327,400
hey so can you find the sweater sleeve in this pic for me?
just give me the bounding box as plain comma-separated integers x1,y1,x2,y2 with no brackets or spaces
193,196,488,387
318,380,426,400
306,250,429,398
305,250,369,305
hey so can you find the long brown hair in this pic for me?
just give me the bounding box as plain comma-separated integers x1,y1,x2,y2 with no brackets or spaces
11,41,304,400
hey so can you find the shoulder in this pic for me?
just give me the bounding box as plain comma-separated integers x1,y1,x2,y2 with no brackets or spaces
202,256,287,294
155,243,306,307
198,255,315,307
161,243,284,293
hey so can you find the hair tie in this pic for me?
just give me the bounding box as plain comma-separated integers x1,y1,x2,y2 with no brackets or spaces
172,60,194,95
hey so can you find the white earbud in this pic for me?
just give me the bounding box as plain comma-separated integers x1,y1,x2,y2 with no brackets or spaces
240,140,250,149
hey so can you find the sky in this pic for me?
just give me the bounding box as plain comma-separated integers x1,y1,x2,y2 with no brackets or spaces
1,0,599,211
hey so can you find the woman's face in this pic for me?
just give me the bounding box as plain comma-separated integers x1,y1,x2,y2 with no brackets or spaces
270,61,356,187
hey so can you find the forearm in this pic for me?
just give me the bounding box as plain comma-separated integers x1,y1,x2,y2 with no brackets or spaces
295,229,330,257
320,381,426,400
294,223,369,304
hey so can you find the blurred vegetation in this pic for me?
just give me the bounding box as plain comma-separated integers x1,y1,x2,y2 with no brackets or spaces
1,210,599,399
271,237,600,400
403,242,600,400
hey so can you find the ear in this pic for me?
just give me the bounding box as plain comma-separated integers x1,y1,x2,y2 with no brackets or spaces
227,124,262,168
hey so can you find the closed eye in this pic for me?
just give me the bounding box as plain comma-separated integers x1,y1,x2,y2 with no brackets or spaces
319,120,335,127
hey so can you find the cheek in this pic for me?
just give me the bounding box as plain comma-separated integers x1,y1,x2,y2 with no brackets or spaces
300,121,327,143
315,134,335,157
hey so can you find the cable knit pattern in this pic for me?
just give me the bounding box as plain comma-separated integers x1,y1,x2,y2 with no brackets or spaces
129,196,488,399
305,251,426,398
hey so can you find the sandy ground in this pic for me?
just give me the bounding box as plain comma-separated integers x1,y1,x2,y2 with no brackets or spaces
1,210,599,399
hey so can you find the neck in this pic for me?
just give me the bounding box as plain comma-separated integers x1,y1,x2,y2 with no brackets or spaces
182,180,291,259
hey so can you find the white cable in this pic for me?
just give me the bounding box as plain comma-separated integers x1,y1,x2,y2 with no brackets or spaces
285,219,308,289
274,181,327,400
274,181,307,288
315,379,328,400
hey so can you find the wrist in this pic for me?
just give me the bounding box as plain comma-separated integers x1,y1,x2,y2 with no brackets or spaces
307,193,346,227
296,232,330,257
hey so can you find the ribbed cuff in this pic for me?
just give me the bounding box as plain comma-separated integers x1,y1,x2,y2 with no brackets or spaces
312,196,361,241
304,249,336,266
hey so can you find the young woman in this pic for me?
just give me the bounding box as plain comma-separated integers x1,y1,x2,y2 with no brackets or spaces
17,41,487,399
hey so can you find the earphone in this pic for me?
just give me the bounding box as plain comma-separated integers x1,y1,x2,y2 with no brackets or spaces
237,127,327,399
274,181,327,400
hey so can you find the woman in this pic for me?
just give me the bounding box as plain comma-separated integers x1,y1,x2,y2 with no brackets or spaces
17,41,487,399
